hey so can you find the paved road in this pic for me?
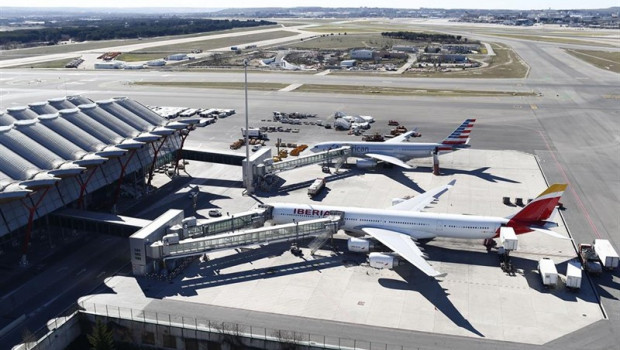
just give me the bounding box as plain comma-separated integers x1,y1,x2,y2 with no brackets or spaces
1,22,618,349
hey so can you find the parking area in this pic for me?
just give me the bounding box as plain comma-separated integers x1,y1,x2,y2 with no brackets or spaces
83,147,604,345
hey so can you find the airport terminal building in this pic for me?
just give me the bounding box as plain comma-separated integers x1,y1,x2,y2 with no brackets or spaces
0,96,201,262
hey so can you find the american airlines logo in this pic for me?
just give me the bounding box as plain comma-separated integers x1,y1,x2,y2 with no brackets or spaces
293,208,331,216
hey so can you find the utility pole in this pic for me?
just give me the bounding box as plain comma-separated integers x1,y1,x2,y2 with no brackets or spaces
243,59,254,194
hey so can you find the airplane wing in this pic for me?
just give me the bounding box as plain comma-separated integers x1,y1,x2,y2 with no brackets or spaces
385,129,418,143
365,153,413,169
390,180,456,212
361,227,445,278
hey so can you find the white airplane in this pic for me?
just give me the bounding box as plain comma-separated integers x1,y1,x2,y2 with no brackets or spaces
268,181,568,278
310,119,476,169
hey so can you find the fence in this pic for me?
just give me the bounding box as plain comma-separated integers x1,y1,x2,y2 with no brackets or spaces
79,301,408,350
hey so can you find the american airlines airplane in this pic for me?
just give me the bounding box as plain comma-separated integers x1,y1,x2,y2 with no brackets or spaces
268,181,568,278
310,119,476,169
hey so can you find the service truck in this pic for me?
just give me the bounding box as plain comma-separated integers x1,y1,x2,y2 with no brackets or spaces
593,239,619,270
307,178,325,198
578,243,603,275
241,127,265,140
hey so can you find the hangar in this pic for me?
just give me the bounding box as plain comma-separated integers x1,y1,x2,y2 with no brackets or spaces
0,96,203,263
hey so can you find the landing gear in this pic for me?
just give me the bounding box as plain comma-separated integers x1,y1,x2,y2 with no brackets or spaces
498,246,515,275
483,238,497,252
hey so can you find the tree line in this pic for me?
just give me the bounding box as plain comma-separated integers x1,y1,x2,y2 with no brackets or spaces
0,18,276,48
381,31,477,44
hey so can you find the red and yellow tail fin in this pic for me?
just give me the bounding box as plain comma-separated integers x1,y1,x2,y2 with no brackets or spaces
509,184,567,224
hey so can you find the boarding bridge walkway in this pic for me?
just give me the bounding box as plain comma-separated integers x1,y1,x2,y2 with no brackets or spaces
262,146,351,175
150,213,343,261
184,209,268,239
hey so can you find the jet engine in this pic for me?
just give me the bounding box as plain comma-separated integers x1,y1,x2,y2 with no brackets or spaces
369,252,401,269
356,159,377,169
347,237,375,252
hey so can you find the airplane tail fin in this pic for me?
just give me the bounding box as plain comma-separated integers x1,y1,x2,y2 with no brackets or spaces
441,119,476,146
508,184,567,224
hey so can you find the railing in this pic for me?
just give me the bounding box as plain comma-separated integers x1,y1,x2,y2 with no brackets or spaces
78,301,410,350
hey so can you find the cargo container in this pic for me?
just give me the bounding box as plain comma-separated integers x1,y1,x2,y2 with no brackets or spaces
593,239,619,270
538,257,558,287
500,227,518,251
565,259,582,290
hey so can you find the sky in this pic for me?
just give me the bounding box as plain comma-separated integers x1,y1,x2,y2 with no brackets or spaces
1,1,618,10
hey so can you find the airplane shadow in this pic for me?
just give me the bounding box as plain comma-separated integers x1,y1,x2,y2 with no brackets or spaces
384,168,426,194
423,244,601,303
379,268,485,338
415,166,520,184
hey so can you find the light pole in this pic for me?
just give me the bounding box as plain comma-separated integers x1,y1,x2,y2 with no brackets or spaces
243,59,254,194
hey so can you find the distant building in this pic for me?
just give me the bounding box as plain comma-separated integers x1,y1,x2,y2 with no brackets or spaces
350,49,373,60
124,64,144,70
419,54,467,63
94,61,125,69
392,45,418,53
166,53,188,61
340,59,357,68
147,59,166,67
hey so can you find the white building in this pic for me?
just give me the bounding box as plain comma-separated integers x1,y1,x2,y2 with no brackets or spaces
340,59,357,68
350,49,373,60
166,53,188,61
147,59,166,66
94,61,125,69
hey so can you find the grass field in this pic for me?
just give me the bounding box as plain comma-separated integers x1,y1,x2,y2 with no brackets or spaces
296,84,536,97
11,57,77,69
133,30,298,54
290,33,414,50
117,53,169,62
132,81,536,97
564,49,620,73
132,81,289,91
304,20,432,34
403,42,529,79
0,25,279,61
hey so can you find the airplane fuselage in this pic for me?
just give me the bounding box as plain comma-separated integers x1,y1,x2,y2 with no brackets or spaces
312,142,457,160
271,203,506,240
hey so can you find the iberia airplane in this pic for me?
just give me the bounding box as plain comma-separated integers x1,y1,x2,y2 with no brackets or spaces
310,119,476,169
269,181,568,278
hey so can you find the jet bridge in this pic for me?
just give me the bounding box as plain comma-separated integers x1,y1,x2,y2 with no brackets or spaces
264,146,351,174
149,212,344,261
253,146,351,191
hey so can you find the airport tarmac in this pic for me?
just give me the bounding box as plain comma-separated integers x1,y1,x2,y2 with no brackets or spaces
79,148,604,347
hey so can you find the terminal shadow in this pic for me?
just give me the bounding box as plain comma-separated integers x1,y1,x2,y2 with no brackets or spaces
379,267,485,338
177,255,347,297
187,177,244,189
416,166,520,184
259,169,362,198
149,240,359,298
